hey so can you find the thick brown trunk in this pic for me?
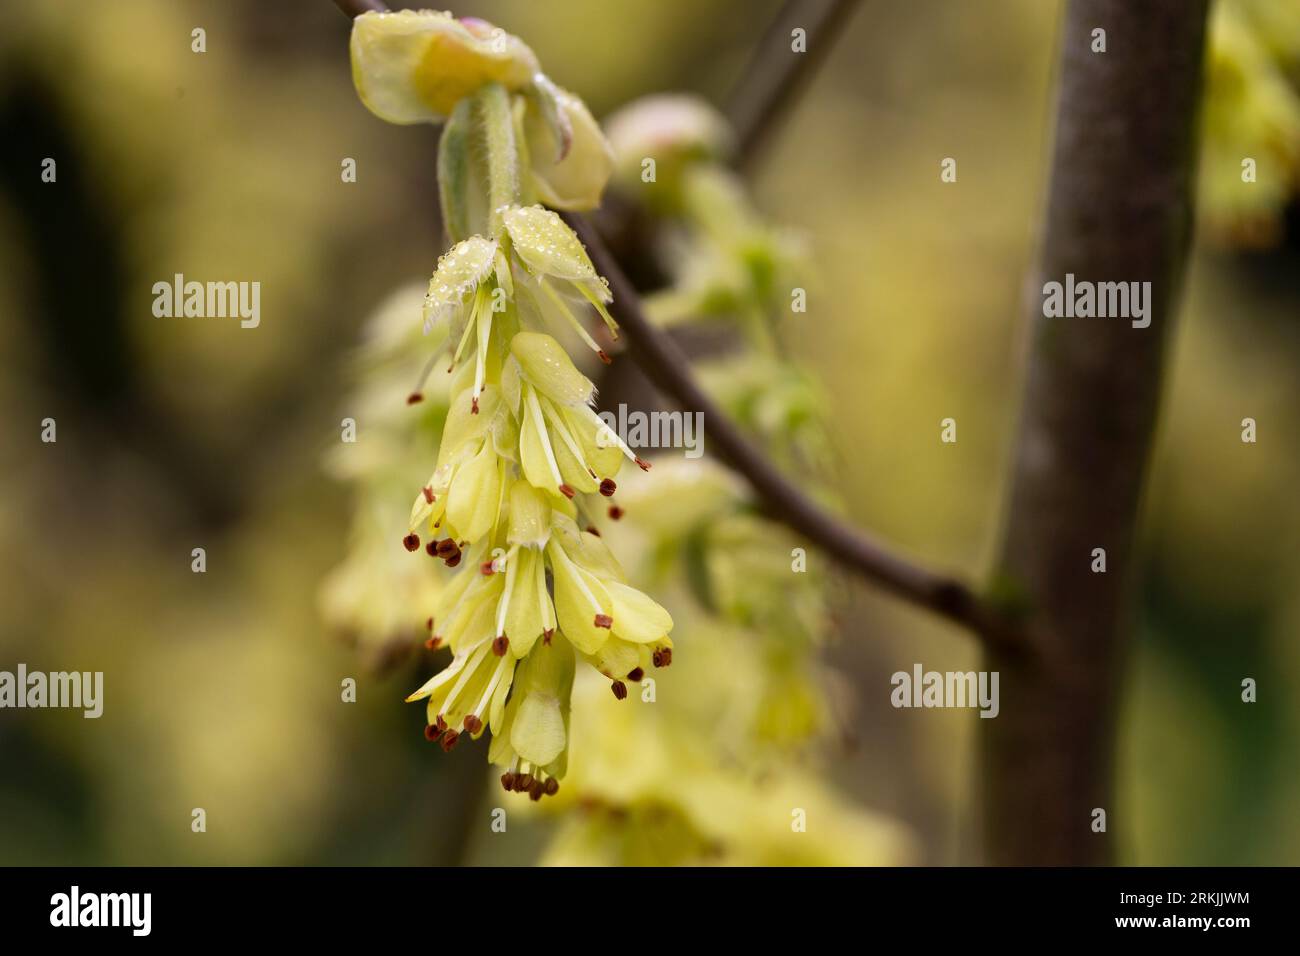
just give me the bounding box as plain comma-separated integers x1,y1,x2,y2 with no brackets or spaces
982,0,1209,866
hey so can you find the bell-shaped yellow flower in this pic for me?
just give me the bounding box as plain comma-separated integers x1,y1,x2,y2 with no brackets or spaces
407,385,512,548
546,515,673,696
489,632,576,799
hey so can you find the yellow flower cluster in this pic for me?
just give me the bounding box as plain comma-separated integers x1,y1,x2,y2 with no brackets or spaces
350,10,671,798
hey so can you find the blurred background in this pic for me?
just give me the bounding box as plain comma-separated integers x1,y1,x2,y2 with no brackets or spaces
0,0,1296,865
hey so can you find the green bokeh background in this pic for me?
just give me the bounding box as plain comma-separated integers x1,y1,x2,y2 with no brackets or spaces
0,0,1296,865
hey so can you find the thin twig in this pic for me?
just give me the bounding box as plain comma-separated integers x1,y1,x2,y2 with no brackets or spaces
563,212,1016,648
727,0,862,171
332,0,388,17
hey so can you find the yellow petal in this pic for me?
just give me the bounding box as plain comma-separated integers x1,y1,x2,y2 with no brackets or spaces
423,236,497,329
350,10,539,125
507,480,552,546
446,441,501,542
524,87,615,211
503,548,547,657
606,580,673,644
510,331,594,407
548,542,611,654
510,692,566,766
502,206,602,286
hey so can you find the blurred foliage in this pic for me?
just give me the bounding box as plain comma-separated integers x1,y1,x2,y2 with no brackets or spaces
0,0,1297,866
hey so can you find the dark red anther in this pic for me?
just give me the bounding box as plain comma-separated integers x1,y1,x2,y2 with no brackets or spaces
481,561,496,575
492,636,509,656
407,392,424,405
500,772,515,792
403,533,420,552
611,680,628,700
597,349,612,365
608,505,624,520
652,648,672,668
599,478,617,497
423,724,441,742
627,667,644,682
422,486,435,503
463,714,482,735
559,483,576,499
544,778,559,796
440,730,460,752
634,457,651,471
594,613,613,629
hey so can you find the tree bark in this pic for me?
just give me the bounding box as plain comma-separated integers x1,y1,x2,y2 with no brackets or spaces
982,0,1209,865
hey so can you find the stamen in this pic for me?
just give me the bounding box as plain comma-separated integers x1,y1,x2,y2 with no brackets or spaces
472,286,493,413
559,483,576,499
423,724,441,742
652,647,672,668
492,635,510,656
426,540,439,556
540,279,605,357
448,288,480,372
440,642,492,718
611,680,627,700
494,544,521,644
469,654,510,726
440,730,460,752
579,405,641,464
463,714,482,734
423,486,435,504
550,543,610,627
409,351,440,403
599,478,617,497
540,396,592,481
627,667,644,682
403,533,420,552
544,778,559,796
500,772,515,792
573,281,620,339
481,561,495,576
526,388,567,493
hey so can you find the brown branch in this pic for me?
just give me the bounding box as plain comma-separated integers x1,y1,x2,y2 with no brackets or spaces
332,0,388,17
727,0,862,171
980,0,1209,865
